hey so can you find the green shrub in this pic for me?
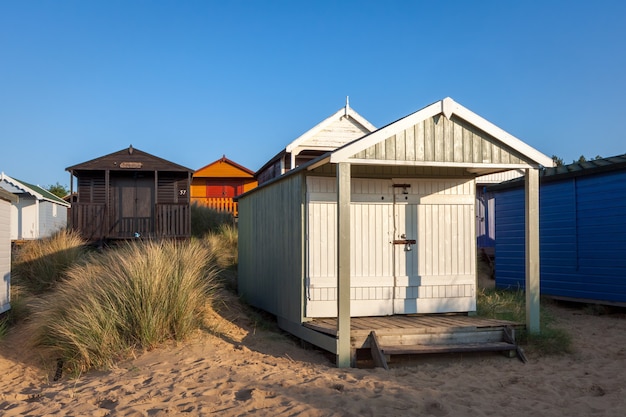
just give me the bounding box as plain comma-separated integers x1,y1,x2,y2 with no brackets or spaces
28,239,219,373
12,229,87,294
190,203,234,237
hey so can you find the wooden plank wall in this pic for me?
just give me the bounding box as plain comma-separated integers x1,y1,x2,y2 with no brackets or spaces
237,173,305,322
353,115,525,165
0,198,11,313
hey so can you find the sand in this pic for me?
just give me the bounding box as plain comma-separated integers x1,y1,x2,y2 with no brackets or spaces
1,290,625,417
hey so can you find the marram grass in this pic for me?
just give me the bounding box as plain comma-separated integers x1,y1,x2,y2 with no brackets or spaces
201,223,238,269
477,287,573,355
12,229,87,293
28,239,219,373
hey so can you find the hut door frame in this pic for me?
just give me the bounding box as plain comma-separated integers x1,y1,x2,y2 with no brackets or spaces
111,172,155,238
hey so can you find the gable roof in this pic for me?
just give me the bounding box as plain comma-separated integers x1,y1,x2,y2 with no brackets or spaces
285,103,376,153
256,102,376,175
66,145,193,173
314,97,554,174
194,155,255,178
0,172,70,207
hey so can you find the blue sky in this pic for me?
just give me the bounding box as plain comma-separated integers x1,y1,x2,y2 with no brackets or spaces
1,1,625,189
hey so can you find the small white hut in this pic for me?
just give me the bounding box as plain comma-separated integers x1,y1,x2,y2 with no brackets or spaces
0,173,70,241
238,98,553,366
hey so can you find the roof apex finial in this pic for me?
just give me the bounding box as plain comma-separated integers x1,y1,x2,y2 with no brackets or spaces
345,96,350,117
129,144,134,155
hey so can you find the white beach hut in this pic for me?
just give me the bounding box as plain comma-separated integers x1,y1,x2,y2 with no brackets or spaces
238,98,553,366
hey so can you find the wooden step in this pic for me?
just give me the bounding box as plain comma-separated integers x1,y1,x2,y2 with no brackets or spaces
366,329,527,369
381,341,516,355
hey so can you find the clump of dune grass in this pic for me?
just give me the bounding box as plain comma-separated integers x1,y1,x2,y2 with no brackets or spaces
477,288,572,355
202,223,238,269
190,203,234,238
28,239,219,374
477,287,526,322
12,229,88,294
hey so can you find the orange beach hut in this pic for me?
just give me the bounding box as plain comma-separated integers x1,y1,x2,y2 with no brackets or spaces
191,156,257,216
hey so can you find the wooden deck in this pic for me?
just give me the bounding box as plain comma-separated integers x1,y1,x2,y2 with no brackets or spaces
303,315,525,367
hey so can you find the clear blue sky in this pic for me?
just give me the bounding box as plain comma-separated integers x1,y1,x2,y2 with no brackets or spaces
1,0,625,189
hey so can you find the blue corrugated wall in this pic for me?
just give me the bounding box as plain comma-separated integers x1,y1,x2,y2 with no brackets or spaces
494,170,626,303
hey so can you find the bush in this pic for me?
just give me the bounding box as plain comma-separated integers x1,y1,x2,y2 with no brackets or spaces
190,203,234,238
12,229,87,294
28,239,219,373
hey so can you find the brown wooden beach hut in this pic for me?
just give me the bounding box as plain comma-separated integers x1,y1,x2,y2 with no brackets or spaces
66,146,193,241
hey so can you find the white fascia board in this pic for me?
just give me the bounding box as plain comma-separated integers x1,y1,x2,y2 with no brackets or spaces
306,155,332,171
448,99,555,168
0,173,42,199
348,107,377,132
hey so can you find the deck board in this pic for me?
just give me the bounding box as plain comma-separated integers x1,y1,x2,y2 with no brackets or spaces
303,315,521,338
300,315,524,366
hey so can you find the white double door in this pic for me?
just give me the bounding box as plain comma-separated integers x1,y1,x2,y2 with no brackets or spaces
306,177,476,318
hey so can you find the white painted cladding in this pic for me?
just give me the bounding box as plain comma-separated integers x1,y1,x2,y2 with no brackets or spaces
306,176,476,317
0,198,11,313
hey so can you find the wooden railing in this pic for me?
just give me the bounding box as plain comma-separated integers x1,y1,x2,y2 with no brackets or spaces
71,203,106,240
192,197,239,216
70,203,190,240
155,203,190,238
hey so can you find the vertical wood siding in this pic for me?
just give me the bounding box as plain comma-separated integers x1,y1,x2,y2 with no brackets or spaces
38,202,68,237
300,117,371,150
237,174,305,322
495,170,626,303
306,176,476,317
0,199,10,313
353,116,525,165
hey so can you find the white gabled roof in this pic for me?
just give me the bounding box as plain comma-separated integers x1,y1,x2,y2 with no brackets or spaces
0,172,71,207
285,102,376,153
328,97,554,169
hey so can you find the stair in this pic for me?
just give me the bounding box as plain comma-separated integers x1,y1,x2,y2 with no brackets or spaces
368,326,526,370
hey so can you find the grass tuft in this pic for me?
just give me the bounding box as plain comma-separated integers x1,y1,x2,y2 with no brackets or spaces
190,203,235,238
27,239,219,374
201,224,238,269
12,229,88,294
477,287,573,355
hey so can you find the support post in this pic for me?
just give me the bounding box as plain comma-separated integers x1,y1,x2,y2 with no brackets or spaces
525,168,540,334
336,162,351,367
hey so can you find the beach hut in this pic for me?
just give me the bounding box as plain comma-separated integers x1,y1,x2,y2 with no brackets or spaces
0,173,70,241
475,170,524,256
191,156,257,216
0,188,17,314
490,154,626,305
238,97,554,366
66,146,193,241
256,100,376,185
